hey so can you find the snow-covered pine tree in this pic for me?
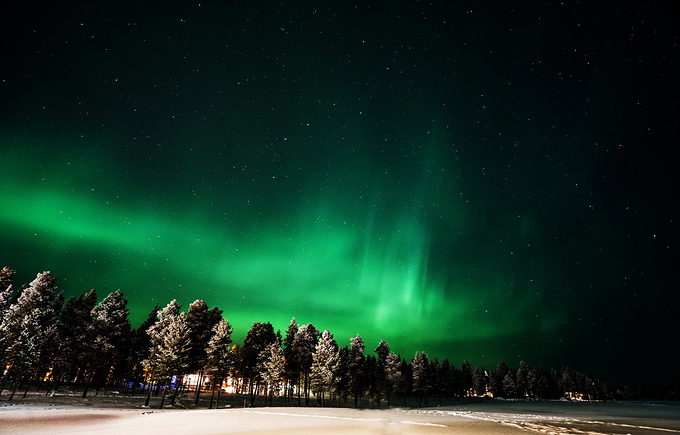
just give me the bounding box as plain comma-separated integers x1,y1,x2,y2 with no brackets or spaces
349,334,365,408
292,323,319,406
257,341,284,406
332,346,351,405
411,351,430,407
373,340,390,406
0,267,16,380
310,329,338,407
282,317,299,403
85,289,131,396
2,271,63,399
515,360,529,399
472,366,487,397
461,359,473,397
53,290,97,390
384,352,401,406
503,372,517,399
0,266,15,313
184,299,222,404
143,299,183,408
204,317,233,408
241,322,277,406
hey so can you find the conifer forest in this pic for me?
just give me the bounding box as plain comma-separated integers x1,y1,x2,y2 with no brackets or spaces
0,268,671,408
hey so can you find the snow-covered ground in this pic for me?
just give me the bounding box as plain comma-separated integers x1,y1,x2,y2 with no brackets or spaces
421,400,680,435
1,398,678,434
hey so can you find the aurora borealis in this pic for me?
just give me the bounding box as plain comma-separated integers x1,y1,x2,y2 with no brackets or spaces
1,2,676,385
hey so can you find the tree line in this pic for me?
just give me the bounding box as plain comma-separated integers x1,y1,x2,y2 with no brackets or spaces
0,268,617,407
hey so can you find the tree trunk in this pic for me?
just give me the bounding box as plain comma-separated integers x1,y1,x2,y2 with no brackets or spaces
159,380,169,409
195,368,204,405
216,384,221,409
297,378,301,406
95,368,108,397
171,375,182,407
209,377,217,409
0,372,8,396
0,367,10,396
304,372,309,406
82,370,94,398
144,373,155,407
22,376,32,398
9,377,22,401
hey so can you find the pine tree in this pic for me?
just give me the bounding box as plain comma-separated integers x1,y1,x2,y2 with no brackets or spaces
472,366,487,397
490,360,510,398
461,360,473,397
398,358,412,406
384,352,401,406
184,299,222,404
257,341,284,406
282,317,300,403
241,322,277,406
0,267,17,383
515,360,529,400
2,272,63,399
128,303,159,396
53,290,97,390
440,359,454,400
560,367,575,398
143,299,187,408
85,290,131,396
525,367,537,399
428,358,442,403
333,346,352,406
159,312,192,407
310,330,338,407
205,318,234,409
349,334,366,408
411,351,429,407
503,372,517,399
293,323,319,406
373,340,390,407
0,266,15,315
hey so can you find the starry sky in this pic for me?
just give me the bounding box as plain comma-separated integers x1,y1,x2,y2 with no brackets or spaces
1,2,677,385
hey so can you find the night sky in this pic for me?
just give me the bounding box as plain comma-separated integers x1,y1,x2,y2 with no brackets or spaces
1,2,677,386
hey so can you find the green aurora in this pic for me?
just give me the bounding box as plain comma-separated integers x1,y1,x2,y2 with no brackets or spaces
0,131,564,364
